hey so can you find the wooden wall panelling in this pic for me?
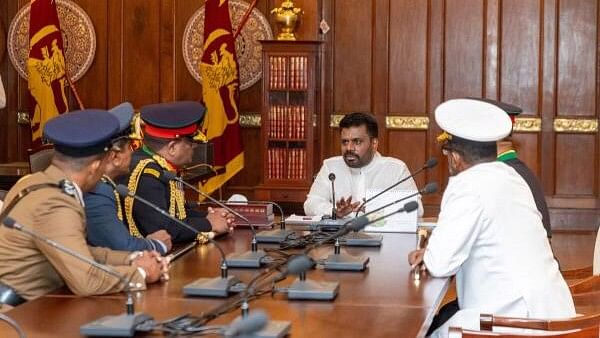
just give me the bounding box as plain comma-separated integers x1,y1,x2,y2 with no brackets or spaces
158,0,175,103
500,0,541,177
554,0,597,198
443,0,484,99
388,0,428,184
540,0,557,199
372,0,389,152
122,0,161,106
427,0,446,198
75,1,109,109
107,0,123,106
555,134,596,196
484,0,499,99
389,0,428,115
332,0,372,114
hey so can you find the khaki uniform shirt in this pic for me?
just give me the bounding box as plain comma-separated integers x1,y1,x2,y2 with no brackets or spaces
0,165,145,300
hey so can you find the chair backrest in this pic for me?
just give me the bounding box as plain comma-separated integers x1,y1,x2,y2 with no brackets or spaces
480,313,600,332
449,326,599,337
28,144,54,173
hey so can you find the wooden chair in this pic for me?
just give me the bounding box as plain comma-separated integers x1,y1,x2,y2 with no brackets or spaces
27,144,54,173
562,266,593,280
448,326,599,337
479,313,600,332
569,275,600,294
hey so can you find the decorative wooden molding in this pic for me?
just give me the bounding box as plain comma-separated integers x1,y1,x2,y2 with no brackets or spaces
331,114,430,129
239,113,261,128
330,114,344,127
553,118,598,133
513,117,541,132
386,116,429,130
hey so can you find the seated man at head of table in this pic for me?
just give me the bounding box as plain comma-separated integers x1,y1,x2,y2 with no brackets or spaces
0,110,167,307
121,101,233,245
408,98,574,337
304,112,423,218
84,102,172,255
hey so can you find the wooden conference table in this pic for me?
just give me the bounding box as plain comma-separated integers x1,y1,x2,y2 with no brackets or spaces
0,229,449,337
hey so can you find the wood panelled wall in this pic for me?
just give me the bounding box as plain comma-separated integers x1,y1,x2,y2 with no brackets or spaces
0,0,599,229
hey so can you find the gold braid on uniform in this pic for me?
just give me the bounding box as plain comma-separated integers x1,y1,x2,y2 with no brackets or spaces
101,175,124,222
125,150,212,244
124,160,150,238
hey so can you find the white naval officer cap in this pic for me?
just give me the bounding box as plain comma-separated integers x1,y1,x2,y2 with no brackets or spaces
435,98,513,143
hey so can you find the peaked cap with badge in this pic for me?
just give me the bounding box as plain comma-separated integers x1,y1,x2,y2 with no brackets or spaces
122,101,213,244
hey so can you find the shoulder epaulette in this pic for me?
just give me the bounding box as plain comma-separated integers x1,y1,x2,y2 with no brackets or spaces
143,167,161,179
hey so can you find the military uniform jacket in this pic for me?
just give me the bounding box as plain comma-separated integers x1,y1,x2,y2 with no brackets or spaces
0,165,145,300
123,150,211,243
502,157,552,238
424,162,574,335
84,180,168,255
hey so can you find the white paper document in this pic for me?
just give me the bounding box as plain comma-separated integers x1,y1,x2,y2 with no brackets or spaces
363,189,419,233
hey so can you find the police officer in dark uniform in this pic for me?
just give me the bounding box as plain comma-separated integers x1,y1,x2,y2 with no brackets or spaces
84,102,172,255
122,101,232,244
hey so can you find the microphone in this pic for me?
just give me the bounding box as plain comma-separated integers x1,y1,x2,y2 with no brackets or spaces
159,172,266,268
355,157,438,217
222,310,268,337
1,217,150,337
114,185,241,298
216,256,315,337
328,173,337,220
323,201,419,271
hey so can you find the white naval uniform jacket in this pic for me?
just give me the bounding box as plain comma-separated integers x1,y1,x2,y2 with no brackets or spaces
303,152,423,218
425,162,575,336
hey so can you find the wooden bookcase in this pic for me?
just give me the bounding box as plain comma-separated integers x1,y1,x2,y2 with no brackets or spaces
255,41,324,203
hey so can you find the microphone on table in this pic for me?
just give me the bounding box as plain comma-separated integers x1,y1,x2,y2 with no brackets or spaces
114,184,241,298
159,171,266,268
286,201,419,301
329,173,337,220
235,255,313,336
221,310,269,337
1,217,150,337
354,157,438,217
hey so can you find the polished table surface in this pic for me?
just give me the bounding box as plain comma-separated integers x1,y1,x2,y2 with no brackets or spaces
0,229,449,337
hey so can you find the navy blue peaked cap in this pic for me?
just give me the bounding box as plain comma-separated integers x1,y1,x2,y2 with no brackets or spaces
43,109,120,157
140,101,205,139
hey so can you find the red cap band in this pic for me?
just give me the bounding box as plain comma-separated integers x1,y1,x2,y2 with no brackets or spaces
144,123,197,139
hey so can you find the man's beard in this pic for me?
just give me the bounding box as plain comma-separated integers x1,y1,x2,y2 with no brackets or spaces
343,150,373,168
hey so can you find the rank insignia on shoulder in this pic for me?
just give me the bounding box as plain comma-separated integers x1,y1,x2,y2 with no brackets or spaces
143,168,161,178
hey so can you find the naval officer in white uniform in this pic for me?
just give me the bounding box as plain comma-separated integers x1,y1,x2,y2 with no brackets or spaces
304,112,423,218
408,98,575,337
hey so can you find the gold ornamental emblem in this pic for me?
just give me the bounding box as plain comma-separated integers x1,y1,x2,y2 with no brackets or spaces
7,0,96,82
182,0,273,91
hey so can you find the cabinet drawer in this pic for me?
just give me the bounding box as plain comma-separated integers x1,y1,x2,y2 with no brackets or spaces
269,189,307,203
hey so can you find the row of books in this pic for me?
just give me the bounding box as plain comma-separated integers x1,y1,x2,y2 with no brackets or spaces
268,105,306,139
268,56,308,90
267,148,306,180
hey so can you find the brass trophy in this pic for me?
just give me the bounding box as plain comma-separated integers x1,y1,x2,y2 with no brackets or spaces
271,1,303,40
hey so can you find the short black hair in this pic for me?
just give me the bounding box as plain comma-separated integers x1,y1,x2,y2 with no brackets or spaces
339,112,378,138
446,136,497,164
